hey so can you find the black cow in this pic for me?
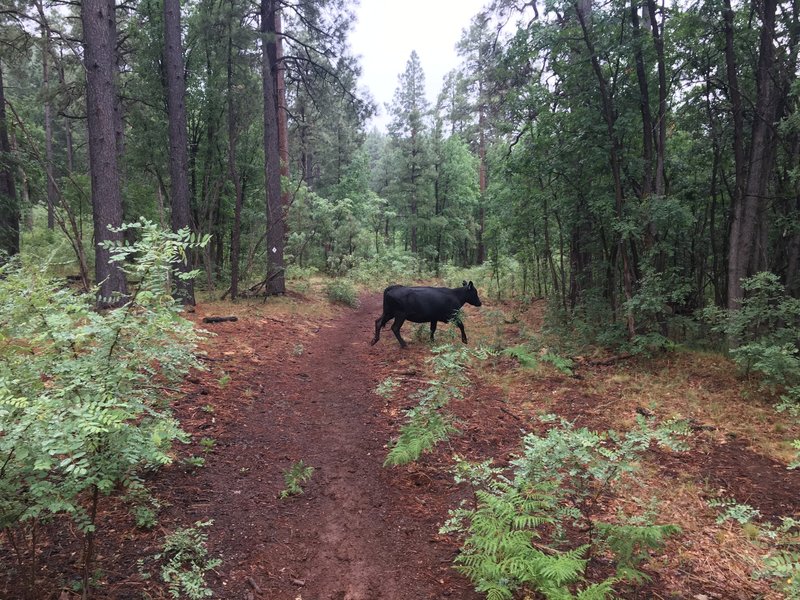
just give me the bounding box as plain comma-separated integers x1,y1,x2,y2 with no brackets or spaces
370,281,482,348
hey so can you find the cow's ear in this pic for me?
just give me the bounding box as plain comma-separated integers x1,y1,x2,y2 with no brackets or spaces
462,280,468,287
468,281,474,289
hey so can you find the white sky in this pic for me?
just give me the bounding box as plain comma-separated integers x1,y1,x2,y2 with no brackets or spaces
349,0,488,131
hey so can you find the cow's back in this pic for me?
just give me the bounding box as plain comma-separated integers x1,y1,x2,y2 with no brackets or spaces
383,285,461,323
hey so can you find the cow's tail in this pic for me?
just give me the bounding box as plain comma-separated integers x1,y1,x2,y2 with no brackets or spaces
379,285,403,328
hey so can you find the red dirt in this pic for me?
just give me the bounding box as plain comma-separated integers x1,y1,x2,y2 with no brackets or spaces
155,292,484,599
3,292,800,599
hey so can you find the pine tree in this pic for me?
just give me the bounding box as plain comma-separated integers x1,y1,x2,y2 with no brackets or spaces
387,51,433,254
81,0,128,306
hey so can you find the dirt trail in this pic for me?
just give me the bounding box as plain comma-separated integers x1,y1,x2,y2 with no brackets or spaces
159,293,480,600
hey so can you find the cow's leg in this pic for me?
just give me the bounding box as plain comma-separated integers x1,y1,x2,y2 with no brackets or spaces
391,317,408,348
371,314,390,345
456,321,468,344
429,321,437,341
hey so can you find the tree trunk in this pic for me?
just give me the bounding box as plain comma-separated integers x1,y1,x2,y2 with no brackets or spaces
163,0,195,305
262,0,286,294
276,9,290,189
36,0,56,230
83,0,128,305
476,86,487,264
630,0,654,202
647,0,667,199
727,0,779,309
228,3,244,301
575,1,636,337
0,63,19,259
58,52,76,173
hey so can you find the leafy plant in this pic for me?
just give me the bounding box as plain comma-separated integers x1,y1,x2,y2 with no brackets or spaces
199,437,216,453
324,279,359,308
702,272,800,463
384,406,458,466
0,222,207,593
708,497,761,525
754,517,800,598
374,377,400,398
133,505,159,530
125,483,161,530
155,520,221,600
595,521,680,583
384,346,489,466
279,460,315,498
501,345,538,369
443,417,688,598
183,456,206,469
540,352,574,376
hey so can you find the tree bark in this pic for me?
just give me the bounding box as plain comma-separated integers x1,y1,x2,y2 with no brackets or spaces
36,0,56,230
630,0,654,202
575,1,636,337
82,0,128,306
476,80,486,264
262,0,286,294
727,0,779,309
0,63,19,259
227,2,244,301
163,0,196,305
645,0,667,201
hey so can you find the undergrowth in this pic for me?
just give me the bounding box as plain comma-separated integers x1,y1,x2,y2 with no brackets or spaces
140,520,221,600
384,345,490,466
279,460,315,498
0,221,208,597
442,416,689,599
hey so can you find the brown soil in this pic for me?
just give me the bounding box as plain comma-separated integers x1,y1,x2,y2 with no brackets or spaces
3,291,800,599
153,292,484,600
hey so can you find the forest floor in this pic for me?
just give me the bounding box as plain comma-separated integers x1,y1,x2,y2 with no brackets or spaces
4,281,800,599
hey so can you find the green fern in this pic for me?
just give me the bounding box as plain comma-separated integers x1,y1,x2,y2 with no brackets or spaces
384,408,457,466
383,344,489,467
596,522,681,583
501,345,539,369
540,352,574,375
445,417,686,599
279,460,315,498
754,517,800,598
453,479,612,599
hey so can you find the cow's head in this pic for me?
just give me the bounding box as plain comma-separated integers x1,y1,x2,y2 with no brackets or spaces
463,280,482,307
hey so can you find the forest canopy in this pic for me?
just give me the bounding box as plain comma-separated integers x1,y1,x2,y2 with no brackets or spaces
0,0,798,334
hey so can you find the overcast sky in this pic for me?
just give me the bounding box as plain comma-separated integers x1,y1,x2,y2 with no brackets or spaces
349,0,488,131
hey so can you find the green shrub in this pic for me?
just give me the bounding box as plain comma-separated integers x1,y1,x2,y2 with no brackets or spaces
442,257,524,303
325,279,359,308
279,460,315,498
348,248,427,288
155,520,221,599
753,518,800,598
20,205,94,278
0,221,207,591
701,272,800,464
384,346,490,466
502,344,539,369
443,416,688,598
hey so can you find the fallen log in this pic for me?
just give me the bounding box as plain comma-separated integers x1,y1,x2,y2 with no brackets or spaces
202,316,238,323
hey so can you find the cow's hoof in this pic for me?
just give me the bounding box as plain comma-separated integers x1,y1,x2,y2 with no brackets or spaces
370,338,378,346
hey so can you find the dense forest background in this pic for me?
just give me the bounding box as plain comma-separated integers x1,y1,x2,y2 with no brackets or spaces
4,1,800,598
1,0,799,335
